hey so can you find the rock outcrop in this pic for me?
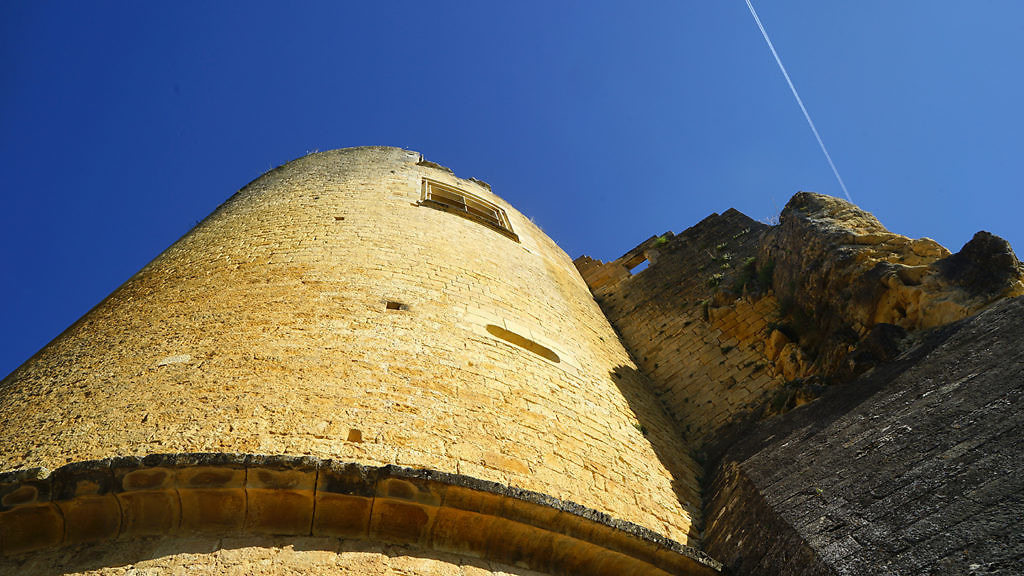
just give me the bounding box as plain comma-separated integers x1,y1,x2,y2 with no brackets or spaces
576,191,1023,444
759,192,1024,379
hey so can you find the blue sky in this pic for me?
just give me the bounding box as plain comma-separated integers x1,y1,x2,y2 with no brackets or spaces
2,1,1022,378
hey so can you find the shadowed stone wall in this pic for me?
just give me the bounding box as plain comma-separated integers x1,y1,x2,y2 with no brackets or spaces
705,296,1024,574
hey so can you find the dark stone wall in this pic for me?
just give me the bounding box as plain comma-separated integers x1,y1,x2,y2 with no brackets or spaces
705,296,1024,575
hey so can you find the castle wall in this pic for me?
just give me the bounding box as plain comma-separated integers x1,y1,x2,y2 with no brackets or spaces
6,537,551,576
575,210,790,448
0,457,718,575
0,147,708,571
704,295,1024,574
574,192,1024,574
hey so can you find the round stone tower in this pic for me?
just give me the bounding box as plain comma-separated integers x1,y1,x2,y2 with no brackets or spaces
0,147,718,575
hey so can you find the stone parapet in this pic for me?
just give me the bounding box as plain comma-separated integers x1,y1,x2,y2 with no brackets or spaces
575,210,785,447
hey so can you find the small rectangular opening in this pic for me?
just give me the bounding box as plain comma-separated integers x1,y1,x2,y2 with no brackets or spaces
629,259,650,275
385,301,404,310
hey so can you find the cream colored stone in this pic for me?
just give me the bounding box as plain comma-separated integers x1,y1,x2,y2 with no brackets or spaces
21,538,553,576
0,148,703,573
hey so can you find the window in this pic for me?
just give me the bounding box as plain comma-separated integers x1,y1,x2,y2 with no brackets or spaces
421,179,518,241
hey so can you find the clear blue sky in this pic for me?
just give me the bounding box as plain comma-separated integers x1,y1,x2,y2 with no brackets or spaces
2,1,1022,378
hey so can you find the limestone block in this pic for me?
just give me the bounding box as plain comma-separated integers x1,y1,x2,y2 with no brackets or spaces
369,474,445,546
0,503,64,555
245,467,316,535
312,462,377,538
176,467,246,533
50,462,120,546
764,329,790,363
429,506,496,558
115,466,180,537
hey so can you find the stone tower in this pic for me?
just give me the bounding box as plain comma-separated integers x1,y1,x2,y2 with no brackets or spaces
0,147,719,575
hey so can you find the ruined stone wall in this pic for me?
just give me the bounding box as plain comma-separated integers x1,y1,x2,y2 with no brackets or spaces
576,192,1024,574
0,147,708,572
757,192,1024,379
576,193,1024,451
575,210,791,447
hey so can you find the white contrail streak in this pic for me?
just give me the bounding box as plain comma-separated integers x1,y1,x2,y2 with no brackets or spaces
745,0,852,202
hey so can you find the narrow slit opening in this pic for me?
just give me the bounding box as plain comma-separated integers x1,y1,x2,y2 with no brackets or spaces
485,324,560,363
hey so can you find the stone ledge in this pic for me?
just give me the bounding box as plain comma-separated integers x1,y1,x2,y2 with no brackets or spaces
0,454,721,576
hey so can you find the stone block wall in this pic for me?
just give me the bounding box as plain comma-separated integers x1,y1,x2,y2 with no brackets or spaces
575,210,790,447
0,456,721,575
0,147,709,571
578,193,1024,456
577,192,1024,575
704,296,1024,574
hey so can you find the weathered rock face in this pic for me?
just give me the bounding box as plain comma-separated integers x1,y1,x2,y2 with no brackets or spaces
704,293,1024,576
937,230,1024,297
759,192,1024,379
575,192,1024,447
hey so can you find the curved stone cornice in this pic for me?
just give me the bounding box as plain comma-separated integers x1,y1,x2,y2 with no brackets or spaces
0,454,721,575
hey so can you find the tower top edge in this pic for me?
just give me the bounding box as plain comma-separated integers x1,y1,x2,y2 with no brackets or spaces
293,145,423,162
245,146,492,193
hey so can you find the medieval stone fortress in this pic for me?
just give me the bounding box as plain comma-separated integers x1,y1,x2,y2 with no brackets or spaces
1,147,1021,575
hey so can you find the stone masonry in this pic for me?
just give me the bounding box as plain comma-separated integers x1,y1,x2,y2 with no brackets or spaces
3,147,1022,575
576,192,1024,574
575,210,788,448
0,147,713,575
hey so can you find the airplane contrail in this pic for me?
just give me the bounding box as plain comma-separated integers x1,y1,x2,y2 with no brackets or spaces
745,0,852,202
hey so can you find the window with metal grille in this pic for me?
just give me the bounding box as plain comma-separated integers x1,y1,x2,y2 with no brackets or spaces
420,178,518,241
